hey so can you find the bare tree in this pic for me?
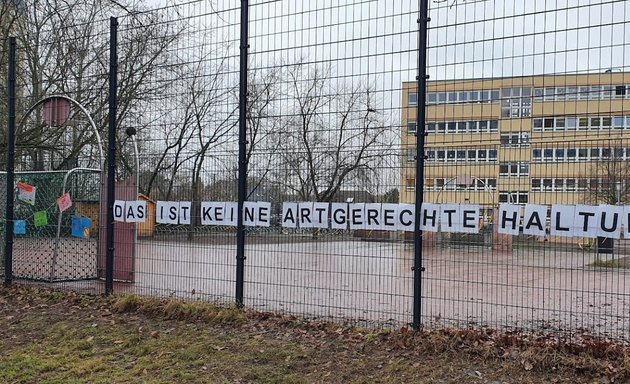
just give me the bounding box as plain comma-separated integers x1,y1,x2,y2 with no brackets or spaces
272,62,395,202
244,66,286,200
2,0,183,174
586,146,630,205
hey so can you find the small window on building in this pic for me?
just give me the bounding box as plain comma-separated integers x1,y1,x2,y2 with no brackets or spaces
406,178,415,191
532,149,542,161
407,122,417,135
531,179,541,191
578,148,588,160
616,85,627,97
408,93,417,106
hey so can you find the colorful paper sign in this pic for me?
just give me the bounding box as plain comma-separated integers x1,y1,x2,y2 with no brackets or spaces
71,216,91,239
57,192,72,213
34,211,48,228
14,220,26,235
16,182,36,205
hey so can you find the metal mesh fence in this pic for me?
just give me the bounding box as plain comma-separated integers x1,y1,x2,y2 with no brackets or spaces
2,0,630,341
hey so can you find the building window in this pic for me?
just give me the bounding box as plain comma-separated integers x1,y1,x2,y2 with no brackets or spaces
532,115,629,132
501,87,532,118
407,122,417,135
425,148,497,163
531,179,541,191
616,86,627,98
426,90,500,105
406,178,415,192
408,93,417,106
499,132,529,147
499,191,529,204
426,119,499,135
499,162,529,177
406,148,417,162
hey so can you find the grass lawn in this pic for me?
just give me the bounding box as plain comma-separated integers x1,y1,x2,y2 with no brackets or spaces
0,285,626,383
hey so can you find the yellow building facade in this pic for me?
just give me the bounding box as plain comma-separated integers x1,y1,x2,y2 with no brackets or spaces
401,73,630,207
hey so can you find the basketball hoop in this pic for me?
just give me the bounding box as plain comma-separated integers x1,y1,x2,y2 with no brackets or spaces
43,97,70,127
456,175,473,186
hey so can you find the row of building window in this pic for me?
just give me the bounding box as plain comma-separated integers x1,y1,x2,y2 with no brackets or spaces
406,177,625,195
416,90,500,105
406,115,630,136
498,192,529,204
533,85,629,102
408,147,629,163
499,163,529,177
532,147,630,162
407,120,500,135
411,85,630,107
406,179,529,204
408,148,498,163
530,178,626,192
405,178,497,191
500,132,530,147
533,116,630,132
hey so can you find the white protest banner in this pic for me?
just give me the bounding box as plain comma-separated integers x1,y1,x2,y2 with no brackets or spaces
381,204,399,232
597,205,623,239
201,202,225,226
419,203,438,232
178,201,192,225
282,202,299,228
522,204,547,236
330,203,348,230
440,204,459,233
157,201,179,224
349,203,366,230
572,205,599,238
312,202,329,229
124,200,147,223
458,204,480,234
113,200,126,222
365,203,383,230
255,202,272,227
298,202,315,228
498,203,521,236
551,205,574,238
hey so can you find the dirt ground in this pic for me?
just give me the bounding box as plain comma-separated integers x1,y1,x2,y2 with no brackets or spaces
0,285,628,384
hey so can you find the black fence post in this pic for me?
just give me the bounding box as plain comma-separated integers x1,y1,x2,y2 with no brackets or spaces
236,0,249,307
413,0,430,331
4,37,16,286
105,17,118,295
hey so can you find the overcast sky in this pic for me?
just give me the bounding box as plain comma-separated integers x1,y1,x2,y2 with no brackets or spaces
139,0,629,112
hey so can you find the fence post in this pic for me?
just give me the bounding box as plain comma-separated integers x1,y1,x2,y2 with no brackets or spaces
236,0,249,307
4,37,16,286
105,17,119,295
413,0,430,331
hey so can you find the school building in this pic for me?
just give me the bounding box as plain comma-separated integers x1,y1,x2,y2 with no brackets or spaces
400,73,630,208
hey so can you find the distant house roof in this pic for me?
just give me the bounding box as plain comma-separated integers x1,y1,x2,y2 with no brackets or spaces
332,190,375,203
